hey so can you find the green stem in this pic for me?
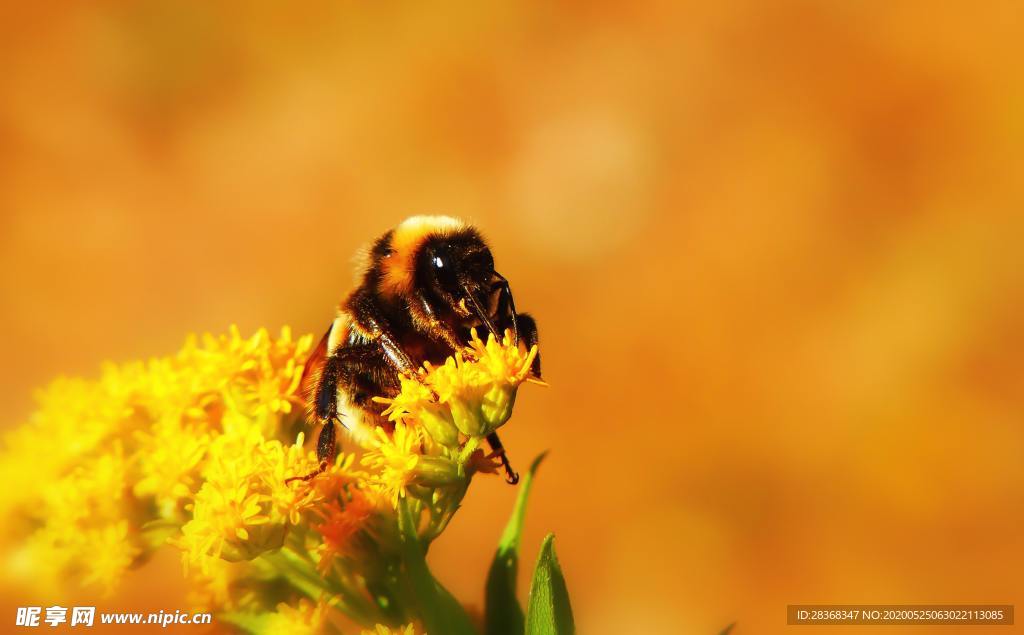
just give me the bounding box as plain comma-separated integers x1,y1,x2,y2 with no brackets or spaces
326,560,388,625
263,547,377,625
457,436,483,466
261,550,325,601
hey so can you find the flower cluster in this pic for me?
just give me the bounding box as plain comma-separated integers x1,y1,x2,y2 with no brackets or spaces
0,325,540,633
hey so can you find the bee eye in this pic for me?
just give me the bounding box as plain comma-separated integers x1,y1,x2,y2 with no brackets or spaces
433,256,445,269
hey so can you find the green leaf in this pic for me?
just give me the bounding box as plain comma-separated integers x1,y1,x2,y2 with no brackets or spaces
719,623,736,635
397,498,477,635
525,534,574,635
485,452,547,635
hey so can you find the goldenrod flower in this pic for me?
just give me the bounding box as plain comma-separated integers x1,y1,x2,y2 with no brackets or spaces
379,375,459,448
175,430,323,572
263,598,329,635
184,557,246,613
0,324,542,630
314,490,374,574
15,442,142,596
0,377,127,540
133,419,210,520
81,522,140,594
433,328,540,437
361,423,424,506
379,329,540,442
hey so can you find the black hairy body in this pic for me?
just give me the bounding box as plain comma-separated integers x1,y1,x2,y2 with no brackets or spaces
292,216,540,485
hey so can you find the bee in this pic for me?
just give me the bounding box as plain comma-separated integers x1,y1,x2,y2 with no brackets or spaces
290,216,540,485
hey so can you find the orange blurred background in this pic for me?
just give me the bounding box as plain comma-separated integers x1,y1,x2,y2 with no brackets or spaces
2,2,1023,633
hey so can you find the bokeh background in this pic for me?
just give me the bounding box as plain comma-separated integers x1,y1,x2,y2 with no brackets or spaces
2,1,1023,633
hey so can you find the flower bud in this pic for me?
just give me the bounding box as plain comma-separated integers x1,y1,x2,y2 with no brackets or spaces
220,521,286,562
416,403,461,448
410,455,465,488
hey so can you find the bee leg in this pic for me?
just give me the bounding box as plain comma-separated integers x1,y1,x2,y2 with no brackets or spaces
349,292,449,401
349,291,420,374
316,416,339,464
286,353,344,485
414,289,465,352
284,419,339,485
492,273,519,345
499,310,541,380
378,330,444,401
371,329,441,399
485,432,519,485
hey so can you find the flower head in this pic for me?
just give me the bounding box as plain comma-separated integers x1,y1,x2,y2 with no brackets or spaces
133,419,210,520
379,329,540,444
362,423,426,506
263,598,329,635
0,323,540,630
16,443,142,596
175,430,322,572
310,471,383,574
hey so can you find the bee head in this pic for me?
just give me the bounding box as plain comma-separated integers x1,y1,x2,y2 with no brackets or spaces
377,216,512,340
418,230,495,319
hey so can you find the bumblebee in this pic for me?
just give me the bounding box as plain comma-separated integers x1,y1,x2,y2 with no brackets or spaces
293,216,540,484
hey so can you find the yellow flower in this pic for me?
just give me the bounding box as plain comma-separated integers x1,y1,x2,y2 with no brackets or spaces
0,323,313,541
185,557,247,613
264,598,329,635
0,322,539,626
264,433,331,526
314,490,375,574
182,325,314,436
430,328,539,437
0,376,129,536
22,521,141,597
175,430,322,572
361,423,423,506
378,374,460,448
177,483,277,572
80,522,140,594
378,329,540,443
364,329,542,514
133,419,210,520
13,442,143,596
